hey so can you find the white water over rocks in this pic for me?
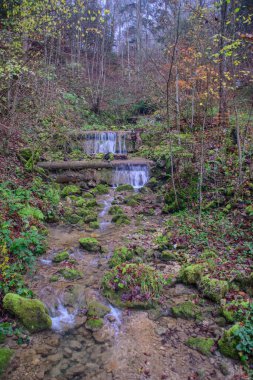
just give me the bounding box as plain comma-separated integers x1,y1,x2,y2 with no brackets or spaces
113,164,149,189
83,132,127,155
51,303,77,332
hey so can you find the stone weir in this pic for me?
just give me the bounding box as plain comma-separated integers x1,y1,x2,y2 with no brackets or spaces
70,130,140,154
38,158,153,189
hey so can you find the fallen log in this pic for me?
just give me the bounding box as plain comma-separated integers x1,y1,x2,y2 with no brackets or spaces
37,159,153,170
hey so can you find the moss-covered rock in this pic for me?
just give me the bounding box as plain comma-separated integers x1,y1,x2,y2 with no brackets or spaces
59,268,83,280
85,318,103,331
93,184,109,195
87,301,110,318
218,324,240,359
109,205,123,215
82,192,95,199
89,221,100,229
64,213,83,225
179,264,205,285
79,237,101,252
124,194,140,206
53,251,69,263
49,275,59,282
198,276,229,302
111,214,130,225
62,185,81,197
171,301,202,320
116,184,134,192
75,198,86,207
3,293,52,333
0,348,13,376
186,337,214,356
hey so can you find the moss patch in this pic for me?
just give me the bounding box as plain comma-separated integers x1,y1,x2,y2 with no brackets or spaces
3,293,52,333
85,318,103,331
92,184,109,195
171,301,202,320
62,185,81,197
79,237,101,252
160,250,179,262
109,205,124,215
179,264,205,285
108,247,134,267
116,184,134,192
218,324,240,359
198,276,229,302
53,251,69,263
59,268,83,280
186,337,214,356
0,348,13,376
111,214,130,225
87,301,110,318
89,221,100,229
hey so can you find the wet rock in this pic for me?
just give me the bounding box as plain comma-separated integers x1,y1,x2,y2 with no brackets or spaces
69,340,82,351
47,335,60,347
63,347,73,357
36,370,45,380
93,326,114,343
47,352,63,363
36,345,56,357
65,364,86,378
107,315,116,323
155,326,167,336
3,293,52,333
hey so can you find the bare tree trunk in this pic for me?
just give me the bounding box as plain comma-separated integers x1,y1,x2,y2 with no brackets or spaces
218,0,228,128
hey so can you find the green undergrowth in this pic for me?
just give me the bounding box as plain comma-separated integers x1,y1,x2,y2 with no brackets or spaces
0,178,60,298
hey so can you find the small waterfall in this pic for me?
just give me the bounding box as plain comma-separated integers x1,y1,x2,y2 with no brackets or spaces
51,303,77,332
83,132,127,155
113,164,149,189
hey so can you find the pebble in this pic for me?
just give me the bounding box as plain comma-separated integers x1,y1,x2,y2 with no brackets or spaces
69,340,82,350
47,352,63,363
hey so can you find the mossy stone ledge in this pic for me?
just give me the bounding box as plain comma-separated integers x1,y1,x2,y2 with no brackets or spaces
186,337,214,356
218,324,240,359
179,264,205,285
171,301,202,320
3,293,52,333
79,237,101,252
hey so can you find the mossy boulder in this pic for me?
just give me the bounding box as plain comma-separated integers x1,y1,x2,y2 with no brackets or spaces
75,198,86,207
59,268,83,280
85,318,103,331
109,205,124,215
218,324,240,359
186,337,214,356
111,213,130,226
116,184,134,192
89,221,100,229
179,264,205,285
79,237,101,252
171,301,202,320
3,293,52,333
93,184,109,195
82,192,95,199
53,251,69,263
62,185,81,197
64,213,83,225
87,301,110,318
198,276,229,302
0,348,13,376
124,194,140,206
49,275,59,282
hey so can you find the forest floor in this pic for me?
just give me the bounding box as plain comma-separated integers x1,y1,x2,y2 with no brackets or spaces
2,189,245,380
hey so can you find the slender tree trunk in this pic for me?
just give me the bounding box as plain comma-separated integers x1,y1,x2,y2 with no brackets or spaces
218,0,228,128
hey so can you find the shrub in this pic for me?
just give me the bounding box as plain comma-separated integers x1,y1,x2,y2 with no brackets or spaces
108,247,134,267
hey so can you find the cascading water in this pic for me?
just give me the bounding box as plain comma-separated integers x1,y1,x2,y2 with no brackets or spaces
83,132,127,155
112,164,149,189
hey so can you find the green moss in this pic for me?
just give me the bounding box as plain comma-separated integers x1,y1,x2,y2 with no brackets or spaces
111,214,130,225
85,318,103,331
93,184,109,195
75,198,86,207
3,293,52,333
109,205,123,215
53,251,69,263
64,213,83,225
49,275,59,282
83,212,98,223
186,337,214,356
87,301,110,318
79,237,101,252
200,249,218,259
171,301,202,320
198,276,229,302
18,206,44,221
161,250,179,261
83,192,95,199
116,184,134,192
221,301,250,323
89,221,99,229
59,268,83,280
62,185,81,197
218,324,240,359
179,264,205,285
108,247,134,267
0,348,13,376
124,194,140,206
